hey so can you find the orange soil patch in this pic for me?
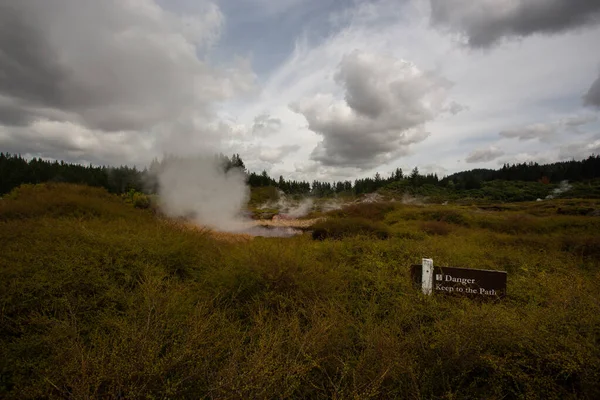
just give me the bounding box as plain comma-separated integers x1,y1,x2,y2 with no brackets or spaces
255,218,322,228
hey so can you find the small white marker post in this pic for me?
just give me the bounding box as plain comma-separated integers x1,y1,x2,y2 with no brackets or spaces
422,258,434,295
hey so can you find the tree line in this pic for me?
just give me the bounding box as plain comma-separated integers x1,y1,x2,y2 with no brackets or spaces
441,156,600,190
1,152,599,197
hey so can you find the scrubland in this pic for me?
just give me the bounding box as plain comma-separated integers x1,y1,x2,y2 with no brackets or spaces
1,184,599,399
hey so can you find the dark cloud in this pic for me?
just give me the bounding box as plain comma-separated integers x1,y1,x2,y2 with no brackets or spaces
0,0,244,132
291,50,453,169
430,0,600,47
0,101,34,127
0,3,71,125
0,0,254,165
465,146,504,163
583,74,600,108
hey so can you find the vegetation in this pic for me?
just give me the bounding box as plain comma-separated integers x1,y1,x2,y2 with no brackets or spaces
3,152,600,202
1,183,600,398
326,202,395,221
311,218,390,240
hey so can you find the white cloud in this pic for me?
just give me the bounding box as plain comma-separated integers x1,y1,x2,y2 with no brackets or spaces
219,0,600,180
558,137,600,160
465,146,505,163
290,50,455,169
252,114,283,136
258,144,301,163
498,151,554,166
3,0,600,180
419,164,448,176
0,121,153,166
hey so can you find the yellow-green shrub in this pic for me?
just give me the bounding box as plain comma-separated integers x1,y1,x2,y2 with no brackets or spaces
327,201,395,221
312,217,390,240
420,220,453,236
2,185,600,399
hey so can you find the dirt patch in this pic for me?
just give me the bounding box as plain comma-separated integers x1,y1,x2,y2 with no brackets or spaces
256,217,323,229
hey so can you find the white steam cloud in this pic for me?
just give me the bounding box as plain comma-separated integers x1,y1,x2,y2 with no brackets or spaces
545,180,572,199
157,156,249,232
285,198,314,218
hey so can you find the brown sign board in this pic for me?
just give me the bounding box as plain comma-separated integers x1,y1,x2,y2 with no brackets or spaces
411,265,507,299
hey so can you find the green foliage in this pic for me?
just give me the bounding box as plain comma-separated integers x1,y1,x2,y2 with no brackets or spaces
1,184,600,399
387,206,470,226
0,153,145,196
311,218,390,240
249,186,280,206
122,188,151,209
132,192,150,209
5,152,600,201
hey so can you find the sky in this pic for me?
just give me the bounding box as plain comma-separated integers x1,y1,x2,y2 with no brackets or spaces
1,0,599,181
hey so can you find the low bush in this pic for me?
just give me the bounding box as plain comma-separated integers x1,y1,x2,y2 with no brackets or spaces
327,201,395,221
421,209,469,225
420,221,452,236
556,206,596,216
561,235,600,260
312,217,390,240
477,214,543,234
132,192,150,209
387,207,469,226
3,185,600,399
0,183,129,221
249,186,280,205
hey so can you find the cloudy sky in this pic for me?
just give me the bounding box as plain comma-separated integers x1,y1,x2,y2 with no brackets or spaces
1,0,599,180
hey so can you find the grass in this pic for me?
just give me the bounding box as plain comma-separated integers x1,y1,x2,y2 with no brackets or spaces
1,184,600,398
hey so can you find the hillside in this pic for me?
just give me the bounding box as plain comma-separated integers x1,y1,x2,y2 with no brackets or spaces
1,184,600,398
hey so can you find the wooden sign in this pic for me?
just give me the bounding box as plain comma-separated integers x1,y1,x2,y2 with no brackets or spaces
411,260,507,299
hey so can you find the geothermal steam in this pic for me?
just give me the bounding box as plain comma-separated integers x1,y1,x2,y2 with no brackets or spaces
158,156,249,232
546,180,572,199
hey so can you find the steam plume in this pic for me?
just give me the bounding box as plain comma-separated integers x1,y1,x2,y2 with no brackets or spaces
545,180,572,199
157,156,250,232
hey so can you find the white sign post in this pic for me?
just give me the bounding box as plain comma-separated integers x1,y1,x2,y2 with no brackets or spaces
421,258,433,295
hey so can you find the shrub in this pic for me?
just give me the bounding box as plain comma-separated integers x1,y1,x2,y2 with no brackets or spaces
420,221,452,236
421,209,468,225
311,218,390,240
327,202,395,221
3,184,600,399
132,192,151,209
249,186,280,205
478,214,543,234
0,183,128,221
556,206,596,216
561,235,600,260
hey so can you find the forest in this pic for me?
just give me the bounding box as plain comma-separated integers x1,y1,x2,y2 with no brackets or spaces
1,152,599,201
